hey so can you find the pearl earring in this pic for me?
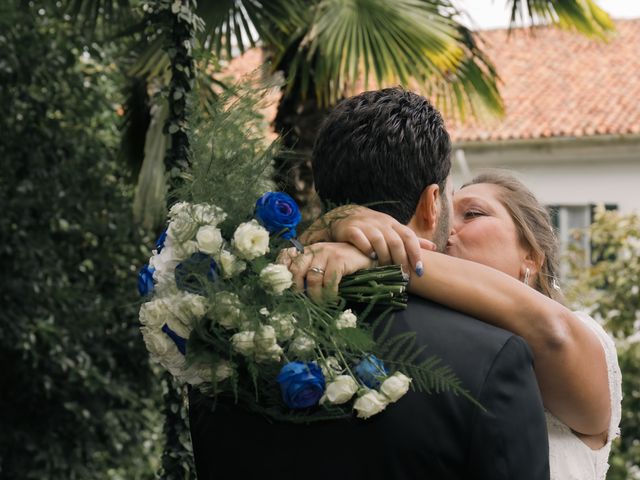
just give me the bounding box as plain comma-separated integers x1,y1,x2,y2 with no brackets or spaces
523,267,530,286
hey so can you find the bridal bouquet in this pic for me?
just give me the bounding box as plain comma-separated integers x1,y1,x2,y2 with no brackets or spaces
137,191,416,421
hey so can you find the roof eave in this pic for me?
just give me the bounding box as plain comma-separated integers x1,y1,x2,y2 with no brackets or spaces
453,133,640,149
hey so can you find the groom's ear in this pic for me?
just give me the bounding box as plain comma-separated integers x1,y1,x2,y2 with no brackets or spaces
416,184,441,230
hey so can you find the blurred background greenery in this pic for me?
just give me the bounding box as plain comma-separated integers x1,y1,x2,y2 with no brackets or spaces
0,1,636,479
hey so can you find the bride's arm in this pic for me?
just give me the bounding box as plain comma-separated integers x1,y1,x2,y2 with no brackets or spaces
410,249,610,437
297,207,611,437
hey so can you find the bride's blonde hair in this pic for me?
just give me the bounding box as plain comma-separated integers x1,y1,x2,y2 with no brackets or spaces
464,171,565,303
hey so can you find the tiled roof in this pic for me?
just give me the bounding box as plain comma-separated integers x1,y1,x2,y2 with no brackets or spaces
449,19,640,143
223,19,640,144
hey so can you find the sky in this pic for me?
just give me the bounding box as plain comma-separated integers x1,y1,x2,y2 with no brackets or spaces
454,0,640,29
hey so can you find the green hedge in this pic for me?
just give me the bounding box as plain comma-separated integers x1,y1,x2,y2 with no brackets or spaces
566,206,640,480
0,5,161,479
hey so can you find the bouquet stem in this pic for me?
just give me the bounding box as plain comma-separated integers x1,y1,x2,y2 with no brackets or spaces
339,266,409,309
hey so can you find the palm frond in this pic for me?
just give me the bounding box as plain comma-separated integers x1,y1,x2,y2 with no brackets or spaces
397,357,485,410
128,37,170,80
424,25,504,121
277,0,501,115
197,0,307,59
132,100,169,230
60,0,140,37
507,0,615,39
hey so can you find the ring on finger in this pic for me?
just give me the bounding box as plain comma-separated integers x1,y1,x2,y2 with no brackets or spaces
309,266,326,274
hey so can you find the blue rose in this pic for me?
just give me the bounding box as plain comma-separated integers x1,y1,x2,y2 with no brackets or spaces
138,264,155,296
255,192,302,240
155,229,167,253
162,323,187,355
277,361,325,409
355,355,387,389
175,252,218,295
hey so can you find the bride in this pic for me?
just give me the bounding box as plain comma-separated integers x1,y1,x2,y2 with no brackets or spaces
283,171,622,480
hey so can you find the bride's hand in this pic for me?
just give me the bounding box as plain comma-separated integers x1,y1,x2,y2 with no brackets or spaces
303,205,435,275
277,242,373,302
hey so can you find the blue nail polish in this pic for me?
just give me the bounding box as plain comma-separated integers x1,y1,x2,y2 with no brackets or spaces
416,261,424,277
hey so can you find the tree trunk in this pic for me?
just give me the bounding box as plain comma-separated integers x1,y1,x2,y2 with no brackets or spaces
270,44,335,220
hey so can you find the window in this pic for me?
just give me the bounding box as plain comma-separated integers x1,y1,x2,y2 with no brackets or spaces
547,204,617,278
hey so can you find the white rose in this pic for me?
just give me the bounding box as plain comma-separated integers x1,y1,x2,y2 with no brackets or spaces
168,201,190,219
232,220,270,260
181,364,212,386
254,326,283,362
196,226,223,255
380,372,412,403
139,299,167,329
141,327,173,358
268,313,297,341
336,309,357,329
149,247,181,293
320,375,359,405
162,291,206,337
212,291,245,329
192,203,227,226
353,390,389,419
170,291,207,320
183,360,233,385
163,317,191,340
150,241,181,268
288,334,315,357
167,213,199,244
218,250,246,278
172,240,199,261
259,263,293,295
163,350,188,377
255,343,284,363
320,356,343,380
231,331,255,356
254,325,278,351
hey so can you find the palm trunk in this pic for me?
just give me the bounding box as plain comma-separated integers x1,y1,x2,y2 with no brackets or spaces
271,47,334,220
155,1,198,478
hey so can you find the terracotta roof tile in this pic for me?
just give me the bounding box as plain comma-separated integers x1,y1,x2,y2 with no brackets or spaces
449,19,640,143
222,19,640,144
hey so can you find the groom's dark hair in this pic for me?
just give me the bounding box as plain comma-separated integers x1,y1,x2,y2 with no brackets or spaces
312,87,452,224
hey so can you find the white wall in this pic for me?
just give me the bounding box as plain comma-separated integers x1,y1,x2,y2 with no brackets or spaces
451,136,640,213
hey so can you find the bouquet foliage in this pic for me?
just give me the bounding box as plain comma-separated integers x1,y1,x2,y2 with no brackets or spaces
137,83,472,422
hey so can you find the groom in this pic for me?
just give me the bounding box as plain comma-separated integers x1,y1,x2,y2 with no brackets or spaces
189,88,550,479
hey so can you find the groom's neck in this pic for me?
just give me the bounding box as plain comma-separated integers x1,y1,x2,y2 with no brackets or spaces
406,217,437,247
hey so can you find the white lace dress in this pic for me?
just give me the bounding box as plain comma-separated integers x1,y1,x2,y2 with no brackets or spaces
546,311,623,480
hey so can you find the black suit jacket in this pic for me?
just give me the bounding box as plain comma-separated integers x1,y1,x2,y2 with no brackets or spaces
189,295,550,480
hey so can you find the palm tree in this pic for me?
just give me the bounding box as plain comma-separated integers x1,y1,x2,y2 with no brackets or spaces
60,0,615,224
55,0,613,220
204,0,614,212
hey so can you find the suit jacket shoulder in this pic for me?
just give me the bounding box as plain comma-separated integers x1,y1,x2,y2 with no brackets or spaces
386,295,531,395
382,295,548,480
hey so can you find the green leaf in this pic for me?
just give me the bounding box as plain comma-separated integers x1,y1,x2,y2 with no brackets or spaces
507,0,615,39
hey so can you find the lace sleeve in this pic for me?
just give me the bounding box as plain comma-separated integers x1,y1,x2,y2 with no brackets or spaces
573,310,623,444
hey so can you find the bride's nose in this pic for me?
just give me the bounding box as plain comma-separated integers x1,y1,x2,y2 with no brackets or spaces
450,214,464,235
